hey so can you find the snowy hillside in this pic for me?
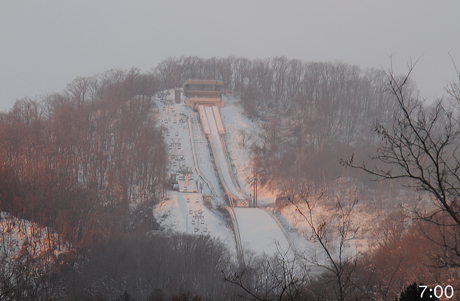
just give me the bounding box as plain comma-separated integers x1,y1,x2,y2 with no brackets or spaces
220,96,278,206
152,91,294,259
0,212,68,268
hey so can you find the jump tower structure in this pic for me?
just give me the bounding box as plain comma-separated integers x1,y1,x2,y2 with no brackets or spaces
183,80,295,262
183,80,249,207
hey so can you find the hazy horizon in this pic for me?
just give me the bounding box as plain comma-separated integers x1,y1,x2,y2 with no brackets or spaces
1,0,460,112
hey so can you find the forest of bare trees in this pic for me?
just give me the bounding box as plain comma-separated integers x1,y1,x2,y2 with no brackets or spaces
0,68,167,251
0,68,172,299
151,56,400,190
1,56,460,300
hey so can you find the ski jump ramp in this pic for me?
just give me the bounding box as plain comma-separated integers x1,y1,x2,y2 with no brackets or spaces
198,104,293,259
198,105,247,204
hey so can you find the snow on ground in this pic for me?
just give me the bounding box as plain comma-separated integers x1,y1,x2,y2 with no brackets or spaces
189,111,224,201
153,91,237,254
220,96,277,206
277,187,381,258
233,208,292,258
152,92,305,261
220,97,253,197
156,91,225,205
0,212,68,263
275,177,432,258
204,105,245,200
152,91,379,266
152,90,407,274
153,191,236,255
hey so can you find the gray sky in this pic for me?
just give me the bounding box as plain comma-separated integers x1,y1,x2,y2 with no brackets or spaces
1,0,460,112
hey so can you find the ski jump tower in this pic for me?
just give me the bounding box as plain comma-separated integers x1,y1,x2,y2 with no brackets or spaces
184,80,295,262
183,80,225,110
184,80,249,207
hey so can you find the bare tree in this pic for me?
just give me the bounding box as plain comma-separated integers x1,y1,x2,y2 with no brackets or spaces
223,245,310,301
291,191,361,301
343,64,460,267
446,52,460,101
238,128,253,149
64,76,98,106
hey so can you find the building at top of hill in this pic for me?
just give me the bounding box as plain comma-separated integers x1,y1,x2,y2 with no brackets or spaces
183,80,224,110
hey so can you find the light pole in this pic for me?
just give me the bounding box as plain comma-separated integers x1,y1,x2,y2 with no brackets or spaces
251,174,258,208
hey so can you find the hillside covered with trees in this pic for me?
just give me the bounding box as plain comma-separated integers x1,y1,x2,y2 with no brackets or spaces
1,56,460,300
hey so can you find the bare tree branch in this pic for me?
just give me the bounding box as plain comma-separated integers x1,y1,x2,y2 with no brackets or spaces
342,63,460,267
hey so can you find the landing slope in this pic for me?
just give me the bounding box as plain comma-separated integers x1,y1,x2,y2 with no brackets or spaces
233,208,292,257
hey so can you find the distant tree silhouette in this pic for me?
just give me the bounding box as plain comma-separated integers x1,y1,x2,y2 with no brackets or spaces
116,290,135,301
170,290,202,301
343,64,460,267
147,288,166,301
398,282,437,301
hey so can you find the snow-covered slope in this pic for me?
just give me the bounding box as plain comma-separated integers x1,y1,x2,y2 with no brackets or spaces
219,97,278,206
152,91,294,260
203,105,247,202
154,191,236,254
0,212,68,265
233,208,293,257
153,91,236,253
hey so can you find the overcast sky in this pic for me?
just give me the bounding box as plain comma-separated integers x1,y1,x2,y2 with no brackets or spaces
1,1,460,112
